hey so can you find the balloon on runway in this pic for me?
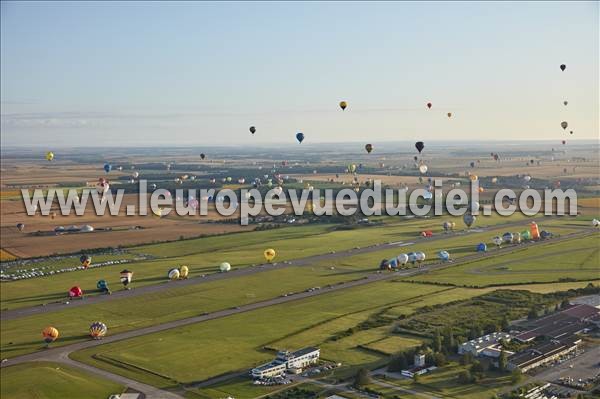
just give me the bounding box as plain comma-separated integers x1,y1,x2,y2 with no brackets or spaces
219,262,231,272
179,265,189,279
46,151,55,161
42,326,59,344
476,243,487,252
437,250,450,262
69,286,83,298
16,223,25,232
89,322,107,339
168,268,180,280
120,269,133,288
264,248,276,262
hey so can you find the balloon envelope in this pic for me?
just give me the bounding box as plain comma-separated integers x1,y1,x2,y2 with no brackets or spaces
296,133,305,143
90,322,107,339
42,326,59,343
339,101,347,110
264,248,276,262
249,126,256,134
219,262,231,272
415,141,425,153
168,268,180,280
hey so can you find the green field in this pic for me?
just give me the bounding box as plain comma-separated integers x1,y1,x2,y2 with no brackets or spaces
0,361,124,399
407,233,600,286
71,281,448,388
0,213,557,312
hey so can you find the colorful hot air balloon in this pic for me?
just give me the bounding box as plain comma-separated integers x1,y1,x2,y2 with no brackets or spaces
397,253,409,266
560,64,566,71
561,121,568,130
89,322,107,339
426,102,432,109
492,236,503,247
168,268,180,280
521,230,532,241
296,132,305,143
179,265,189,279
339,101,347,111
264,248,276,262
219,262,231,272
69,286,83,298
502,232,514,243
120,269,133,288
437,250,450,262
365,144,373,154
476,243,487,252
415,141,425,154
97,279,110,294
46,151,54,161
249,126,256,134
463,213,476,228
80,255,91,268
103,163,112,173
16,223,25,232
415,252,426,265
530,222,540,240
42,326,59,344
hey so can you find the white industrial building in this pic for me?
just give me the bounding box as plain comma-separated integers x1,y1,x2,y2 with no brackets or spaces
458,332,512,358
250,347,320,379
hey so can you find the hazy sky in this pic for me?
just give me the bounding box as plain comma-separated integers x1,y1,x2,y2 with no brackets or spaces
1,1,598,147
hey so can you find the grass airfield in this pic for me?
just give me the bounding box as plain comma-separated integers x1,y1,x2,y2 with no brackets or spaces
1,144,599,399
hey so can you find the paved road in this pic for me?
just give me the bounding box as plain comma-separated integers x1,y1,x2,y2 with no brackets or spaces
2,224,595,399
1,218,565,321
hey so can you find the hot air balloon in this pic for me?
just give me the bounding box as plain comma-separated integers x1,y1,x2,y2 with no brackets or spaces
264,248,276,262
530,222,540,240
219,262,231,272
513,232,522,244
523,175,532,182
521,230,532,241
560,64,566,71
89,322,107,339
46,151,54,161
443,221,453,232
469,175,478,182
563,100,568,106
97,279,111,294
492,236,503,247
250,126,256,134
96,178,110,195
561,121,568,130
397,253,409,266
470,161,476,168
339,101,347,111
415,141,425,154
502,232,514,243
80,255,91,268
365,144,373,154
16,223,25,232
447,112,452,118
42,326,59,345
388,258,399,269
120,269,133,289
463,213,476,228
476,243,487,252
569,131,573,135
200,153,206,160
179,265,189,279
415,251,426,265
491,177,498,184
168,268,180,280
69,286,83,298
426,102,432,109
296,133,305,143
592,219,599,227
419,164,428,174
540,230,552,239
379,259,390,270
437,250,450,262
